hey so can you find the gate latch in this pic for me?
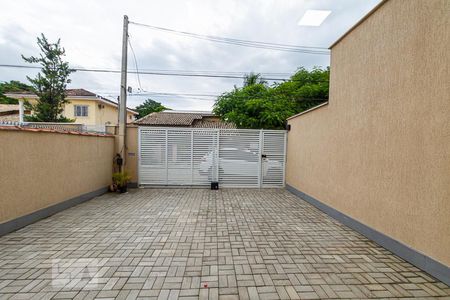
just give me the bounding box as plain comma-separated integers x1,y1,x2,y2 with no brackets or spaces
261,154,267,158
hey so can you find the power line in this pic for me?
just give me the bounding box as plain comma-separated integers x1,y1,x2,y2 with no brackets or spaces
129,21,330,55
146,96,216,102
102,93,217,102
131,92,219,98
0,63,292,77
136,69,293,77
0,64,277,80
128,36,143,91
0,64,327,82
102,92,217,101
124,92,328,103
101,90,329,100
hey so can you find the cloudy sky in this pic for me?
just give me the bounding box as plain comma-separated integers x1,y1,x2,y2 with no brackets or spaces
0,0,380,110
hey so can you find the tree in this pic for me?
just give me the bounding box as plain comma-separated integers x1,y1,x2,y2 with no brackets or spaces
135,99,169,119
213,67,329,129
22,34,75,122
243,72,267,87
0,81,34,104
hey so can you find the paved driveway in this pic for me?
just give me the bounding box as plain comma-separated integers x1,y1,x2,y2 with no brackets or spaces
0,189,449,299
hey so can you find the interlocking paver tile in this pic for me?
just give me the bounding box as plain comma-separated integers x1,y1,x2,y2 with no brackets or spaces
0,188,449,299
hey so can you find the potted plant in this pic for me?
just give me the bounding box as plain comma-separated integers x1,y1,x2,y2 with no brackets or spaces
112,171,131,193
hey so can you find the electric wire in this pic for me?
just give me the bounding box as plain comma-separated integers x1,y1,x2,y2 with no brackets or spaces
129,21,330,55
127,36,143,91
0,64,328,82
136,69,293,77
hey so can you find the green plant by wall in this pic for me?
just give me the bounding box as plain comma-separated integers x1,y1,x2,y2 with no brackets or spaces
112,172,131,188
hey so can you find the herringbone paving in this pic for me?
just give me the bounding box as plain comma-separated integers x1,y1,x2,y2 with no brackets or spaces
0,189,448,299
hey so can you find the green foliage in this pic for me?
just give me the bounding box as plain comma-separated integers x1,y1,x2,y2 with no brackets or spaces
135,98,169,119
22,34,75,122
213,67,329,129
0,81,34,104
112,171,131,188
243,72,267,87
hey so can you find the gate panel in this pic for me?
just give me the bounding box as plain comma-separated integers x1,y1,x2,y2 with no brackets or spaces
138,127,286,188
139,128,167,185
167,130,192,185
261,131,286,187
193,130,219,185
218,130,261,188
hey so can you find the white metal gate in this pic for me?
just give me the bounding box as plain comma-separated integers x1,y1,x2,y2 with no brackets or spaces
138,127,286,188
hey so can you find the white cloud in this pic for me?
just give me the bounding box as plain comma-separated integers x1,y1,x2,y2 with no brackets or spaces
298,10,332,26
0,0,381,110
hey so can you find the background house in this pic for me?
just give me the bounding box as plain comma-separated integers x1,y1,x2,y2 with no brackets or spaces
134,110,236,128
0,104,30,122
6,89,138,131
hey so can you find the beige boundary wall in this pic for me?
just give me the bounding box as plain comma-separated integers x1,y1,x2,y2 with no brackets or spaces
109,125,139,185
124,126,139,185
286,0,450,274
0,128,114,229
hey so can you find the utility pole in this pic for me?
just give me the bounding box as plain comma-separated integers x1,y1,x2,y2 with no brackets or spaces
118,15,128,172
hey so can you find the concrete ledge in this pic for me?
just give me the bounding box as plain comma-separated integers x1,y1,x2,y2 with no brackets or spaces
286,184,450,286
139,185,209,189
0,187,108,237
128,182,138,188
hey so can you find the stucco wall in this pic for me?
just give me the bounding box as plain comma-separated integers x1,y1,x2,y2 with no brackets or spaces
63,99,97,125
96,103,117,126
286,0,450,266
95,104,136,126
13,97,135,126
0,129,114,224
124,126,139,184
110,126,139,184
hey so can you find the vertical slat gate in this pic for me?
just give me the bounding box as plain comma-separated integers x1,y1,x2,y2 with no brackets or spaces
139,128,167,185
167,130,191,185
192,129,219,185
218,129,261,188
139,127,285,187
261,131,286,187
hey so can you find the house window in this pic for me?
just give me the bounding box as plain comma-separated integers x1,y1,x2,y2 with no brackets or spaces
74,105,88,117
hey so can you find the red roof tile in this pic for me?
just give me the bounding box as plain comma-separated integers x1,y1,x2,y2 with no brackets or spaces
65,89,97,97
134,111,235,128
0,125,114,137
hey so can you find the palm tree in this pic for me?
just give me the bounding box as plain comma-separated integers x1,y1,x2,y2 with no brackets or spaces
243,72,267,87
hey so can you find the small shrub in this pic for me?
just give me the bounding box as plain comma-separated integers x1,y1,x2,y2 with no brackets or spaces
112,172,131,188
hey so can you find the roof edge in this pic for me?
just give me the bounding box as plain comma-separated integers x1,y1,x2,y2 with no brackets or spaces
0,125,114,137
4,93,137,114
329,0,389,49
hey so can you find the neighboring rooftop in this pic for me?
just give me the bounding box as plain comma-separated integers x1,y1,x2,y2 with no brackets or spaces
5,89,137,114
5,88,96,97
134,110,236,128
65,89,97,97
